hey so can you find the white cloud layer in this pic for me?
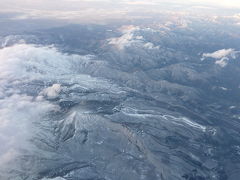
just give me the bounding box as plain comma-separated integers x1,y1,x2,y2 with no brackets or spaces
0,94,58,166
0,43,120,168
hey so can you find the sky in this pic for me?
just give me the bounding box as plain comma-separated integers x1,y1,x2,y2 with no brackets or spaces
1,0,240,8
0,0,239,23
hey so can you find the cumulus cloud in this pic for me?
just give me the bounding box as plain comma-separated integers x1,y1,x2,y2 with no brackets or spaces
41,84,62,98
202,49,235,59
201,48,239,67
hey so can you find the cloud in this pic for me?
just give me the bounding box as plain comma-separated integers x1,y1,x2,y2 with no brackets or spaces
108,25,140,49
201,48,239,67
215,57,229,67
143,42,159,49
41,84,62,98
0,94,58,167
0,43,121,169
108,25,159,50
202,49,235,59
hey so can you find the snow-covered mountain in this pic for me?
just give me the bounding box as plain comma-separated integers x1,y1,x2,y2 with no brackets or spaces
0,8,240,180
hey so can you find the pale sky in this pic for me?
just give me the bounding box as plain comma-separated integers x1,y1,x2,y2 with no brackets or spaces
0,0,239,23
1,0,240,9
